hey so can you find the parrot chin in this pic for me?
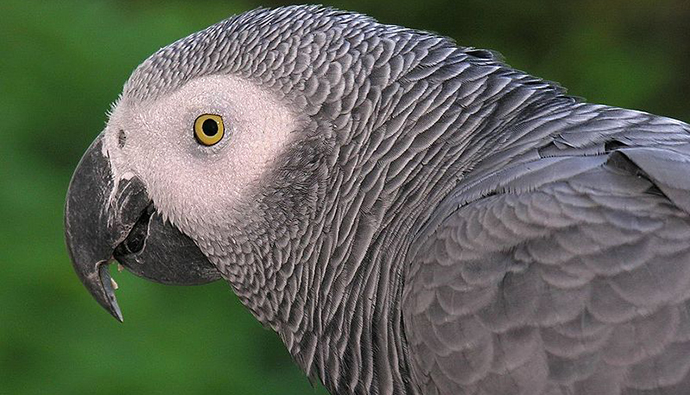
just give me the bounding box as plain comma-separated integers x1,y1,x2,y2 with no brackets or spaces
64,133,221,322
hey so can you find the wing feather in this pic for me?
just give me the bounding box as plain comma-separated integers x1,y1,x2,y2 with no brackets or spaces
404,133,690,394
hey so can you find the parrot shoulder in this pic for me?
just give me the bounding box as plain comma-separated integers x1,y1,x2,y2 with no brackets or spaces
403,120,690,394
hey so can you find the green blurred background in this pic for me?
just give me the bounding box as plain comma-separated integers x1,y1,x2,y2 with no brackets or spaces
1,0,688,393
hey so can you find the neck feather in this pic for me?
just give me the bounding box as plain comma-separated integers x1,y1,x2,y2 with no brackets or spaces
214,59,572,393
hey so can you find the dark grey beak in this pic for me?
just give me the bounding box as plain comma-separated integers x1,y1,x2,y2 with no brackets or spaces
64,133,221,322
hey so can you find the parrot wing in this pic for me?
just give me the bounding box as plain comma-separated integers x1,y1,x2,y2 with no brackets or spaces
403,118,690,394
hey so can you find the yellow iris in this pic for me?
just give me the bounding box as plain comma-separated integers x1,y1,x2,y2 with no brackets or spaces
194,114,224,146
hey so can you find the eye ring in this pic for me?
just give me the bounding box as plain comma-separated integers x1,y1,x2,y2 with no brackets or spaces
194,114,224,146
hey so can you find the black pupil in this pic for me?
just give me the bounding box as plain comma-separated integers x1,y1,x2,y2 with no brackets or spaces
202,118,218,136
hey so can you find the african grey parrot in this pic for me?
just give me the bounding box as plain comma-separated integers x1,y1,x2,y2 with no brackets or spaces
64,5,690,395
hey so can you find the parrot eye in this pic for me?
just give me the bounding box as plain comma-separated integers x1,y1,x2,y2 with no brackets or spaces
194,114,224,146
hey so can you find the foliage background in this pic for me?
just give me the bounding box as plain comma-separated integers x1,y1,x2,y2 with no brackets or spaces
1,0,688,393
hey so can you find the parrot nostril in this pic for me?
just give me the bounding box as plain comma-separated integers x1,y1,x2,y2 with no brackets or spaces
118,129,127,149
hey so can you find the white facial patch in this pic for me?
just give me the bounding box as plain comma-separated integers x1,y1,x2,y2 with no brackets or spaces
103,74,299,238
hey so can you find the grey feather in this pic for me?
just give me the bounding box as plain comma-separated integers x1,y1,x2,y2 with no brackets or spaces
405,137,690,394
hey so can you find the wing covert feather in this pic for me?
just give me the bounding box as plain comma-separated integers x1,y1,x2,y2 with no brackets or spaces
403,143,690,395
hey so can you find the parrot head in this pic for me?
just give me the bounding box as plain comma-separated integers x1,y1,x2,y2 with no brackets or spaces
64,7,339,322
63,5,497,335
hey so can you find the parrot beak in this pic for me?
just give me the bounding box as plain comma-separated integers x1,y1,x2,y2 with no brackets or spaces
65,133,221,322
64,134,137,322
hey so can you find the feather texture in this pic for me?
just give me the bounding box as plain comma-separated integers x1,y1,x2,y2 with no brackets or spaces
405,135,690,394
